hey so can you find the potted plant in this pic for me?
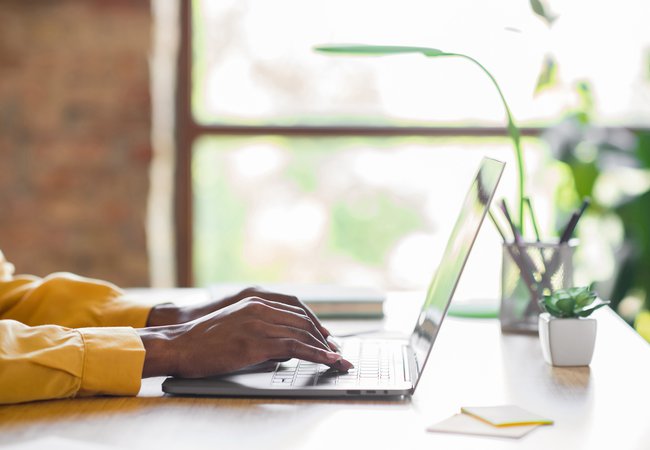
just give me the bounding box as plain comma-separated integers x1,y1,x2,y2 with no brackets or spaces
315,44,590,333
538,286,610,366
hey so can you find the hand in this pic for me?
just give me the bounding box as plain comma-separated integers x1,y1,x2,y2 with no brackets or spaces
146,286,336,348
138,296,353,378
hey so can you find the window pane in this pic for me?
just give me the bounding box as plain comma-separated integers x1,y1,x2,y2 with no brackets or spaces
192,0,650,126
192,136,549,304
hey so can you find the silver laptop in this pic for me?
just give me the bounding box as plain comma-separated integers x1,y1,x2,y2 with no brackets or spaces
162,157,504,398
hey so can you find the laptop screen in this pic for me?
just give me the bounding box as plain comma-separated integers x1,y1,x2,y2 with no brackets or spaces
409,157,504,386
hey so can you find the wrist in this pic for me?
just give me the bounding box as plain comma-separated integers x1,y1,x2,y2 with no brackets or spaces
137,326,180,378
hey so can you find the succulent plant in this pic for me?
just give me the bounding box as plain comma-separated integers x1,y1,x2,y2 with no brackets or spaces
540,286,610,318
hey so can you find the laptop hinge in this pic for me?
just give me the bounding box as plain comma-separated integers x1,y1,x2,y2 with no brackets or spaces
404,345,419,389
403,345,417,386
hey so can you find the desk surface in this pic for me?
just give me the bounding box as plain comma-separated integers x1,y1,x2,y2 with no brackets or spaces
2,289,650,450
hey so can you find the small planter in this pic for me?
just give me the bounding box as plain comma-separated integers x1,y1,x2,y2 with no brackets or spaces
538,312,597,366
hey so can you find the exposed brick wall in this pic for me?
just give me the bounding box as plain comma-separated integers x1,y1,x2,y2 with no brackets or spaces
0,0,152,286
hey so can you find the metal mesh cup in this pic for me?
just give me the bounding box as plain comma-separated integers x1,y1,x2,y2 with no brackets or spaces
500,240,576,334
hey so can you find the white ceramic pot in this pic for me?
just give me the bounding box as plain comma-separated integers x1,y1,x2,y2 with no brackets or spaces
538,312,597,366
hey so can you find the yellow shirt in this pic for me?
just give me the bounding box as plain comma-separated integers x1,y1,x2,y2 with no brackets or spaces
0,251,153,404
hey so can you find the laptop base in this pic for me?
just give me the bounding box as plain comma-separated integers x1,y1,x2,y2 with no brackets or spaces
162,337,414,398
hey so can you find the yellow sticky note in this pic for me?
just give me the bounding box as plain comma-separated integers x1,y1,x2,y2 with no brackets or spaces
460,405,554,427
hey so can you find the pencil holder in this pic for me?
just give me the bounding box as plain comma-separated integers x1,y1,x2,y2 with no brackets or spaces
499,240,576,334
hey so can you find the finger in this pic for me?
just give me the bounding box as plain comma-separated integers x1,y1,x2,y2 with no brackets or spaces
327,336,341,353
252,289,332,338
267,339,353,372
262,323,332,353
220,286,262,307
248,299,332,351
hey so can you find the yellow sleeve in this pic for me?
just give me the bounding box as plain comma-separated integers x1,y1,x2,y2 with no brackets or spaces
0,320,145,404
0,272,153,328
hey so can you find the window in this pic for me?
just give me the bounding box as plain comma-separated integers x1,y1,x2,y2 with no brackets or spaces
176,0,650,306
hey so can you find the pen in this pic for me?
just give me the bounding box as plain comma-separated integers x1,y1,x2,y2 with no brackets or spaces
490,206,538,299
499,200,539,299
500,199,557,316
536,199,589,305
559,198,590,243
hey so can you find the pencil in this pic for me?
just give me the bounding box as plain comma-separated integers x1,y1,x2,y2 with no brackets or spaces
559,198,590,243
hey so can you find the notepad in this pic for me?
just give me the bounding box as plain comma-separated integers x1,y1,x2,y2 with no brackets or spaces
427,405,553,439
460,405,554,427
427,413,540,439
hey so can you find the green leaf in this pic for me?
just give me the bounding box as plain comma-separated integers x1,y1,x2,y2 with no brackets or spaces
314,44,446,58
541,299,564,317
554,297,575,316
529,0,557,26
576,301,610,317
567,286,597,308
635,131,650,169
545,285,606,318
534,55,558,95
575,296,591,309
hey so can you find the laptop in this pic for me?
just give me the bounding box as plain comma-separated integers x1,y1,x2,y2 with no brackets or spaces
162,157,505,398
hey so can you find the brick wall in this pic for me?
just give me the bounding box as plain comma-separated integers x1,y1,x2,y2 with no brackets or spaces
0,1,152,286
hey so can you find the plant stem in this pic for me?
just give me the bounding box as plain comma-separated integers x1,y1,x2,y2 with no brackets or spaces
447,53,526,232
525,197,542,241
315,44,531,233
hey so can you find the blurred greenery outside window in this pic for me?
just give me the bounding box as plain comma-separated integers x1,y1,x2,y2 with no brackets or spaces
188,0,650,333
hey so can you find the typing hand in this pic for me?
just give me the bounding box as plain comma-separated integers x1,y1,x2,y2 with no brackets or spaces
146,286,339,351
138,296,353,379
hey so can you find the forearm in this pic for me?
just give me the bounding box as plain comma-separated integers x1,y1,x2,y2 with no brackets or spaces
0,320,144,404
1,273,151,328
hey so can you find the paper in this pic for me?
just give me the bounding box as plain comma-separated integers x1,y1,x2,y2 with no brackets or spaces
460,405,554,427
427,413,540,439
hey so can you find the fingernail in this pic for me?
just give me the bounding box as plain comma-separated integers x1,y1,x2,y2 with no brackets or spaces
321,326,332,337
337,358,354,372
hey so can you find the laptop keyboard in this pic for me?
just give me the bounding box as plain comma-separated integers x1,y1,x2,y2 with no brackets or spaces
270,340,404,387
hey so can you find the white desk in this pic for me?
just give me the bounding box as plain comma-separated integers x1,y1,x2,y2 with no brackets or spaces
1,289,649,449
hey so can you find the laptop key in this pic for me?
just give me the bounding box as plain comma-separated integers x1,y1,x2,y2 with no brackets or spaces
270,341,397,387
